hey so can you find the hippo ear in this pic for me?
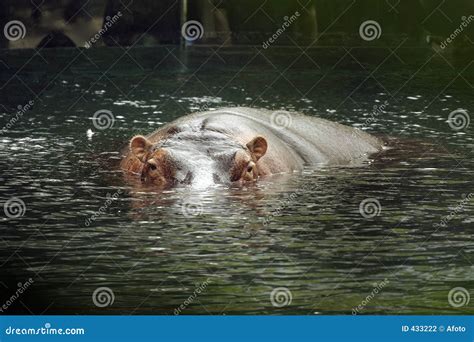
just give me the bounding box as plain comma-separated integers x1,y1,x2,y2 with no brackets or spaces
246,136,267,161
130,135,153,162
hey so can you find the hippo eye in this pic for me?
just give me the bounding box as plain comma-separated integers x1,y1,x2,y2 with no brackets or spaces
149,164,157,171
247,165,253,173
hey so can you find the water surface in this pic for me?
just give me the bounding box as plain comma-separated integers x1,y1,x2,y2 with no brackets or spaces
0,47,473,314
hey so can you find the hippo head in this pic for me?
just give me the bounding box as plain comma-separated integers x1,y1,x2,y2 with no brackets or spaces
129,132,267,188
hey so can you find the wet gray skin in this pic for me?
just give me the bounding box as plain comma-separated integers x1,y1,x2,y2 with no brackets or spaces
152,129,245,187
122,107,386,188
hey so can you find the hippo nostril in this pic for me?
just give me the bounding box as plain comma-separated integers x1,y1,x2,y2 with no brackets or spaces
181,171,193,185
213,174,221,183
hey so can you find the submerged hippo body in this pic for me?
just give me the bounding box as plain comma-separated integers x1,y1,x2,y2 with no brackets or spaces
120,107,384,188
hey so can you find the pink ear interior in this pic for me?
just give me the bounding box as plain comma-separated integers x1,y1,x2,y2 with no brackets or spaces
246,136,268,160
130,135,152,162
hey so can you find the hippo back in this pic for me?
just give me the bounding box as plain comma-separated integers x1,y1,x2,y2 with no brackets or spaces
174,107,384,166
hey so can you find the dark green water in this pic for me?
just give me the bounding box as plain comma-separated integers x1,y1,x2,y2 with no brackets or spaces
0,47,473,314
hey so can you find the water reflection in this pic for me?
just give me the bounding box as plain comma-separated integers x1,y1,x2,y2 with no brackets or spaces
0,48,473,315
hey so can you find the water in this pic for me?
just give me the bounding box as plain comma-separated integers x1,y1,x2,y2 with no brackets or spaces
0,47,473,315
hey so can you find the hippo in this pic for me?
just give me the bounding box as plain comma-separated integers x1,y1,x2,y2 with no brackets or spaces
120,107,385,188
